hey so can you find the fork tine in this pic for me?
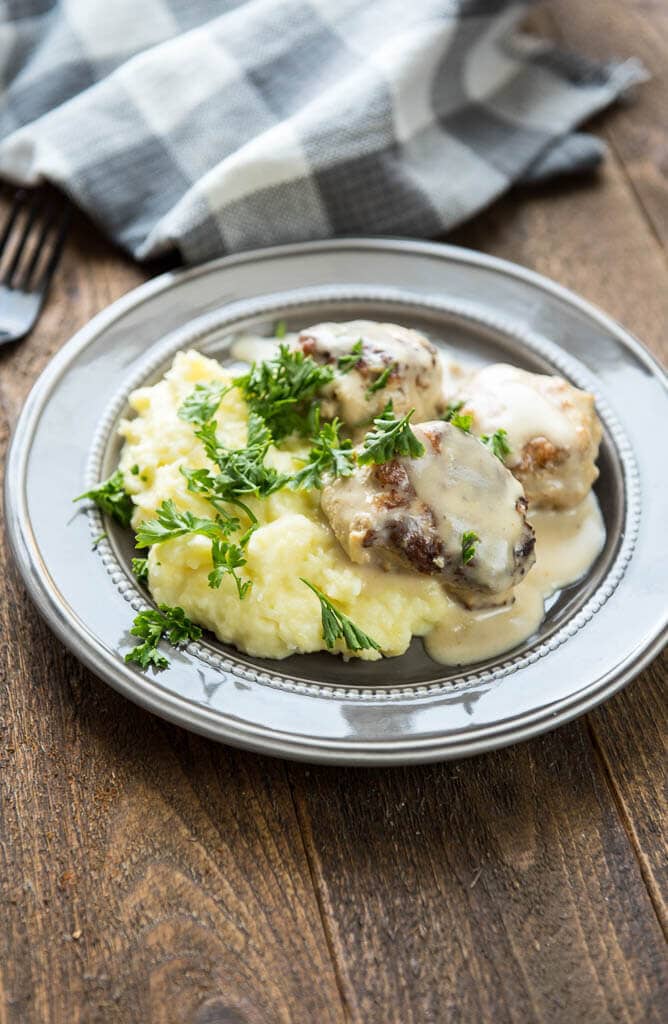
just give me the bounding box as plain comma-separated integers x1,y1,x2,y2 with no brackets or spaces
0,188,26,258
21,203,58,291
35,205,71,294
3,192,44,287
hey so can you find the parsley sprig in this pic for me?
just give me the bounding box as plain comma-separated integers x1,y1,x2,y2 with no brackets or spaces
131,557,149,586
125,604,202,671
135,499,253,597
75,470,133,528
208,537,252,598
187,413,289,521
442,400,473,433
337,339,363,373
300,579,381,654
358,403,425,465
135,499,236,548
462,531,479,564
291,419,355,490
481,428,511,461
234,344,334,440
365,363,396,398
178,380,232,425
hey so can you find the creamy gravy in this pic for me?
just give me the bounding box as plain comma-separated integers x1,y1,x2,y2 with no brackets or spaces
452,363,578,467
407,423,529,591
425,492,605,665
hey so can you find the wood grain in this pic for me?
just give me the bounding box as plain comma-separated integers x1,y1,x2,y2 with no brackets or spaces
546,0,668,250
290,722,667,1023
1,4,667,1020
0,214,345,1024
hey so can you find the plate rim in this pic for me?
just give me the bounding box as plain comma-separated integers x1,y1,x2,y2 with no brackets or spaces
5,237,667,764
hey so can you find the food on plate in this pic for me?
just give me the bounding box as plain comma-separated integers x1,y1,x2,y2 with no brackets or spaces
296,320,444,429
76,319,605,671
321,420,535,609
453,363,602,509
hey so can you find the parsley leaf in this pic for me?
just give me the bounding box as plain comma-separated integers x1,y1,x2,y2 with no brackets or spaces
337,339,363,374
191,415,289,513
234,344,334,440
74,470,134,528
131,557,149,586
358,403,425,466
442,400,463,421
135,499,234,548
125,604,202,671
442,400,473,433
365,362,396,398
291,419,355,490
481,428,511,461
178,380,232,425
462,531,479,564
300,579,381,653
450,411,473,433
208,537,252,598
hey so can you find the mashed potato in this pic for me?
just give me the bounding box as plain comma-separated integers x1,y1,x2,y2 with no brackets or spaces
119,350,449,660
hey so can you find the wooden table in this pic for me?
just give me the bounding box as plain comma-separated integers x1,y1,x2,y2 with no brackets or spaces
1,3,665,1021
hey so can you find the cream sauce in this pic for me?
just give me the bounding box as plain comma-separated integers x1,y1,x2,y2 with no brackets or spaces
300,320,444,428
229,334,283,365
455,363,578,466
425,492,605,665
407,423,529,592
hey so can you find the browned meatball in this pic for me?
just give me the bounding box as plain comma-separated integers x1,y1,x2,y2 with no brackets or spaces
297,320,444,430
458,364,602,509
321,421,535,609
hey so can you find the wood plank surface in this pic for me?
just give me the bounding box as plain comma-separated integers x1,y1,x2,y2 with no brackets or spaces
546,0,668,250
1,4,666,1022
290,722,666,1023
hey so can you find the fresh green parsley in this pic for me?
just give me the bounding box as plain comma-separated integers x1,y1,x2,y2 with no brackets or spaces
462,531,479,564
481,428,511,461
135,499,234,549
365,363,396,398
131,557,149,586
234,344,334,440
74,470,133,528
291,419,355,490
125,604,202,671
178,380,232,426
92,531,107,550
300,579,381,654
442,400,463,421
130,464,140,476
337,339,363,374
358,403,425,466
441,400,473,433
208,537,252,598
274,319,287,339
190,413,289,516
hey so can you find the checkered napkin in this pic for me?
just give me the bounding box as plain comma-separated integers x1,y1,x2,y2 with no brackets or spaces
0,0,645,264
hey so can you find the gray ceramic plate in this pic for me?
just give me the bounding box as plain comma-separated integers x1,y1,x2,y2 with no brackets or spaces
5,240,667,764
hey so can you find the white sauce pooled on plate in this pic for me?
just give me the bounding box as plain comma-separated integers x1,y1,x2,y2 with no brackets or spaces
425,492,605,665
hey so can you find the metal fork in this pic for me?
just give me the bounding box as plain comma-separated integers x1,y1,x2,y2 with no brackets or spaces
0,187,71,345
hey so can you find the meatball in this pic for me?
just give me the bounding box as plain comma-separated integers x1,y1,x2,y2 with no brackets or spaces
297,320,444,430
458,364,602,509
321,421,536,609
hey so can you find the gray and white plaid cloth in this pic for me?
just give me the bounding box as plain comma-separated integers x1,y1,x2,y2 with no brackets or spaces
0,0,645,264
